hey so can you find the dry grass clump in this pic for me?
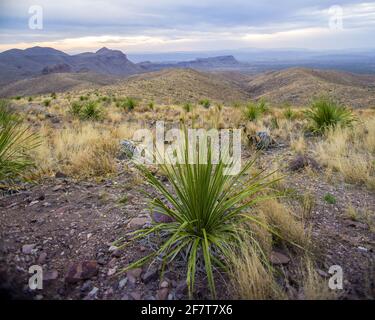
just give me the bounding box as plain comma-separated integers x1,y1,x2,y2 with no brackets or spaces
228,237,285,300
301,256,336,300
256,199,308,249
30,122,140,179
316,117,375,190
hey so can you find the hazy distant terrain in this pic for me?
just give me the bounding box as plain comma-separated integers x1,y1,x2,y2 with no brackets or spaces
1,46,375,108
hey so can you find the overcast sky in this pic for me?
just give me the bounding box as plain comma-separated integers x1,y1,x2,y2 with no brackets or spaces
0,0,374,53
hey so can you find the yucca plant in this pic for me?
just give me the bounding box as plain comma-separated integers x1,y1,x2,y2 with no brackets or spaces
0,100,40,181
305,97,355,133
244,103,261,121
80,101,102,120
118,97,137,111
117,128,279,298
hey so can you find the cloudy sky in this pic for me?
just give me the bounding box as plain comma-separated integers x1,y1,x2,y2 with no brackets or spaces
0,0,374,53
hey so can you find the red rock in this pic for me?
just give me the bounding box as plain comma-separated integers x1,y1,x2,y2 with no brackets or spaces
126,268,143,284
65,260,98,283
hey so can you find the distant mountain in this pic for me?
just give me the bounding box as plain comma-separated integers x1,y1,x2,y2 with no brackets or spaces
137,55,244,72
0,46,142,85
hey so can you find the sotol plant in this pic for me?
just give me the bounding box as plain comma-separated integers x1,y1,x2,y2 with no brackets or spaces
117,129,279,298
0,100,40,181
305,97,355,133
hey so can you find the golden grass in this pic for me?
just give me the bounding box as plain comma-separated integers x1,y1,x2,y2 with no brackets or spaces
316,117,375,190
228,241,285,300
30,122,141,179
256,199,309,249
301,256,336,300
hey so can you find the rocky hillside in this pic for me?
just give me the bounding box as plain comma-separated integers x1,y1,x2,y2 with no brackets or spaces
246,68,375,107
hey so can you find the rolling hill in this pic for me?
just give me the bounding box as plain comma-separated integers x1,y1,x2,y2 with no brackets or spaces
99,68,251,104
0,72,120,97
245,68,375,107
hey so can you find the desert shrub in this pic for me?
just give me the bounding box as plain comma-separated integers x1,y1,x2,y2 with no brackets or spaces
0,100,39,181
80,101,102,120
28,97,33,102
117,97,137,111
79,95,89,101
118,129,278,298
69,101,102,120
43,99,51,107
199,99,211,109
14,96,21,100
148,101,154,110
305,97,355,133
51,92,57,99
244,103,261,121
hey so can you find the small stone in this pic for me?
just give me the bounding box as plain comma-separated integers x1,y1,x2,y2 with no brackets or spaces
107,267,117,276
142,269,158,284
121,294,130,300
270,251,290,265
130,291,142,300
88,287,99,297
127,217,149,229
156,288,169,300
358,246,368,252
80,280,92,292
65,260,98,283
108,245,118,252
22,244,36,254
37,252,47,264
118,278,128,289
87,233,92,240
160,280,169,289
126,268,143,284
29,200,39,206
43,270,58,281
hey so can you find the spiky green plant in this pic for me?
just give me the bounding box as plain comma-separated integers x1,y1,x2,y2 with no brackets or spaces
305,97,355,133
80,101,102,120
0,100,40,181
244,103,261,121
118,97,137,111
117,129,279,298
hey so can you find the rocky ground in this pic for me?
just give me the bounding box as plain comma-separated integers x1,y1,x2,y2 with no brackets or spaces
0,145,374,300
